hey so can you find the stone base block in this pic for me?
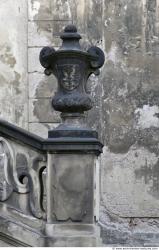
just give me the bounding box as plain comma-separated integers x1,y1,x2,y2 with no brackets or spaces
0,215,101,247
45,223,102,247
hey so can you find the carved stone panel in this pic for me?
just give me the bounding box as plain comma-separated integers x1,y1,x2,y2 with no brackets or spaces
0,138,13,201
47,153,95,223
0,137,46,219
57,64,81,91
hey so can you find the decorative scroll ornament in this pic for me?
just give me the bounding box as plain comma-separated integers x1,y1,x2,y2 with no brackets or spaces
0,137,46,219
29,156,46,219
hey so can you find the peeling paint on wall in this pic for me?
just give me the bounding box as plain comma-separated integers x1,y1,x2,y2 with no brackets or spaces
135,105,159,129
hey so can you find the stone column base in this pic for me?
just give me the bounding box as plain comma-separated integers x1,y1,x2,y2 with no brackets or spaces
0,214,102,247
45,223,102,247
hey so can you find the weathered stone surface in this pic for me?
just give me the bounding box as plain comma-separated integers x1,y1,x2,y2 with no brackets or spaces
97,0,159,245
101,145,159,217
28,0,74,21
0,216,101,247
29,98,60,123
29,73,57,98
100,0,159,220
0,216,44,246
0,0,28,129
28,20,72,47
0,239,12,247
47,154,94,223
72,0,103,45
28,48,43,73
45,224,101,247
29,122,59,138
100,206,159,247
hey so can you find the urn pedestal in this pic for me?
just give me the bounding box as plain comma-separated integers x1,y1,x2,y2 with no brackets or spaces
45,152,102,247
39,24,105,247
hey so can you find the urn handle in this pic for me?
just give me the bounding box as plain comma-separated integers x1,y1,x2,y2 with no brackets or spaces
39,46,55,75
87,46,105,69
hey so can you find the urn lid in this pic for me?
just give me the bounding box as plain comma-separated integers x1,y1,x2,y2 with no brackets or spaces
39,24,105,75
59,25,82,51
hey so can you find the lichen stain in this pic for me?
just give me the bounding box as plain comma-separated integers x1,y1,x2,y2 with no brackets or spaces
15,105,24,125
0,74,6,86
60,166,86,193
0,45,21,95
76,0,85,20
54,0,72,19
36,21,52,36
135,105,159,129
106,42,118,65
0,46,16,68
135,159,159,200
33,99,60,123
10,71,21,95
33,99,46,122
32,0,52,20
30,0,40,20
143,0,159,54
35,74,57,98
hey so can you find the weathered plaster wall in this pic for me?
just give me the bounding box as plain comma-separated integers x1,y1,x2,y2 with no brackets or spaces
100,0,159,246
0,0,28,129
1,0,159,246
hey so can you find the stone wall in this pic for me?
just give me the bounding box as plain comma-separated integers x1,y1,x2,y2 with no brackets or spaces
100,0,159,246
1,0,159,246
0,0,28,129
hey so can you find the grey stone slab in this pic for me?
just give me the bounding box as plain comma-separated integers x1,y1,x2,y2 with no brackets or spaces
47,153,95,223
28,0,74,21
0,215,43,247
0,239,12,247
28,20,72,47
0,103,28,130
0,215,101,247
72,0,103,48
0,0,28,128
28,21,53,47
29,122,59,138
45,235,101,247
28,0,53,21
29,72,57,98
29,98,60,123
28,47,43,73
45,223,100,237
